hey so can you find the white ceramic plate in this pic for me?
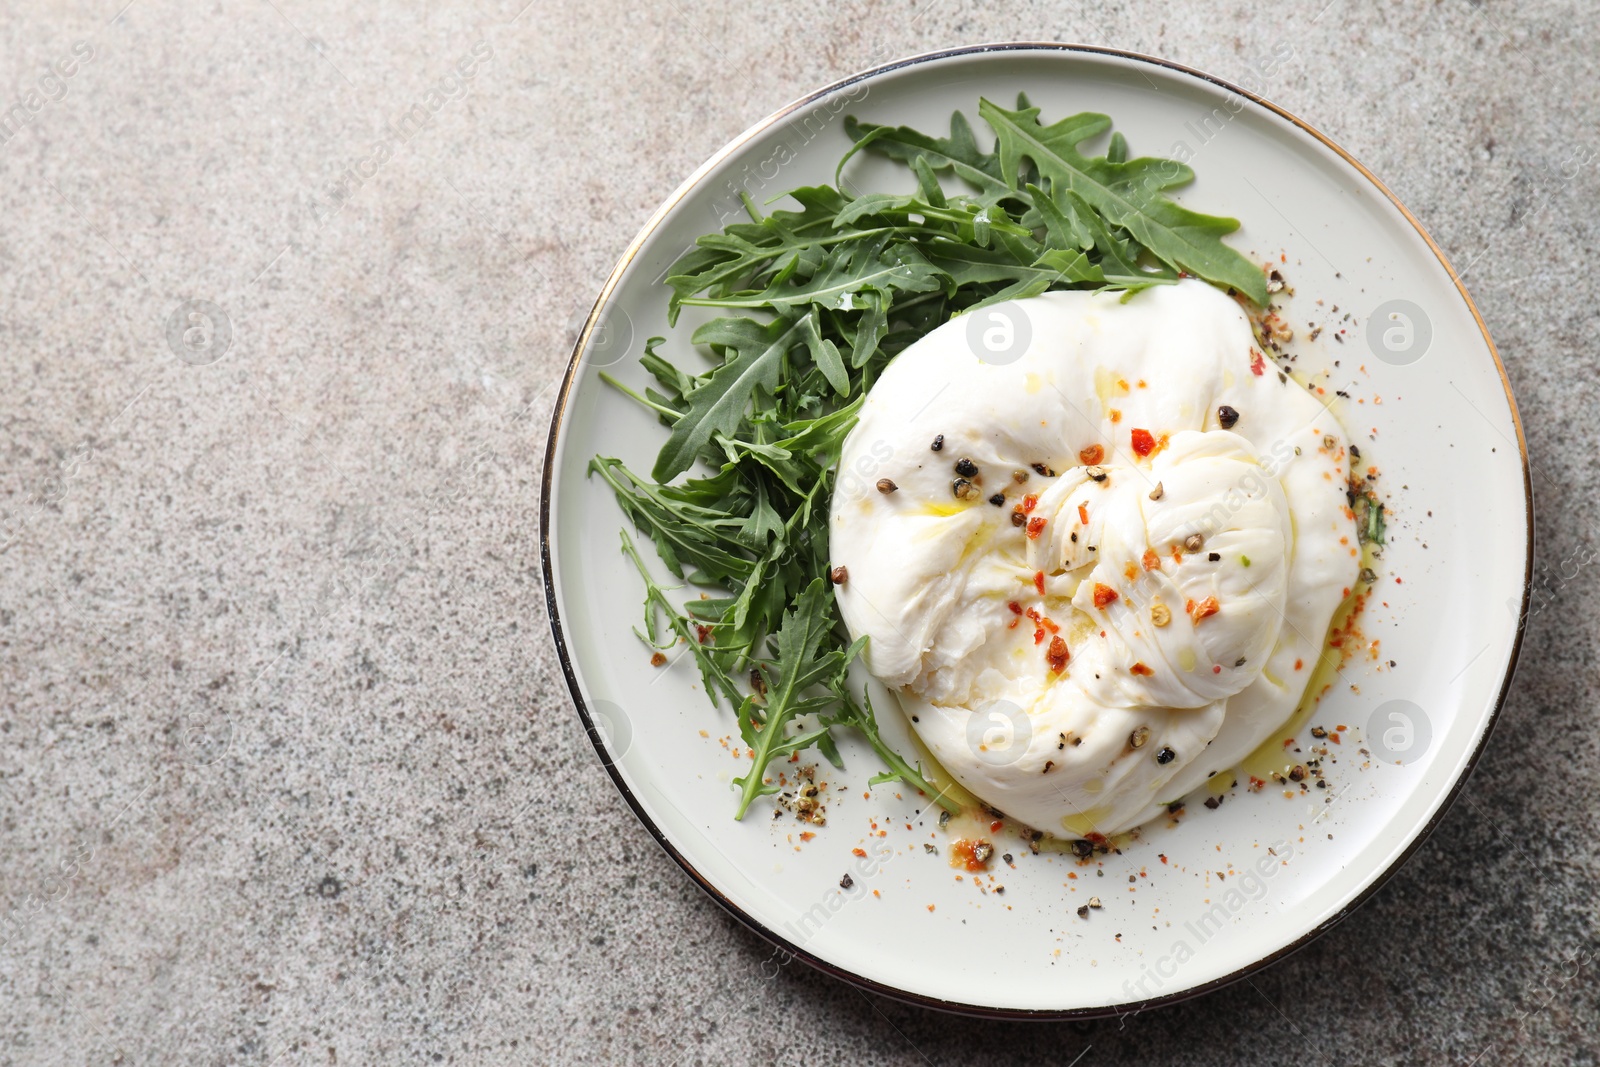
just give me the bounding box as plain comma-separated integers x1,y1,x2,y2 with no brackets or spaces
541,45,1530,1016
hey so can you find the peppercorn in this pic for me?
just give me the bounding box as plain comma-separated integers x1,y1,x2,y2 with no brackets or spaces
1071,840,1094,858
1010,509,1026,527
1129,726,1150,749
1031,462,1055,477
931,434,944,451
952,478,980,501
1208,552,1221,562
876,478,897,494
1155,746,1176,765
830,565,848,584
1184,533,1205,553
988,493,1005,507
954,457,978,477
1218,405,1240,429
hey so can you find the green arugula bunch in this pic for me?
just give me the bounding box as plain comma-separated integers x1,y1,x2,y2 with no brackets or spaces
590,95,1265,820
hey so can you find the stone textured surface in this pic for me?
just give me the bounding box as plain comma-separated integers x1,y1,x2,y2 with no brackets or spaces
1,1,1596,1063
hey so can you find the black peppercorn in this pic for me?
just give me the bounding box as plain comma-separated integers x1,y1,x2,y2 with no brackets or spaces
1155,746,1176,765
954,457,978,477
931,434,944,452
1218,405,1240,429
988,493,1005,507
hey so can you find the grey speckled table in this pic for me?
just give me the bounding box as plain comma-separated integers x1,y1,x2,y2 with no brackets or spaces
1,1,1595,1063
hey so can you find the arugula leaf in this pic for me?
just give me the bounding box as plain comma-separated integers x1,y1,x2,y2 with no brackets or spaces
839,111,1013,206
825,687,958,815
679,234,943,315
733,579,855,818
618,529,745,708
978,98,1268,305
651,316,809,481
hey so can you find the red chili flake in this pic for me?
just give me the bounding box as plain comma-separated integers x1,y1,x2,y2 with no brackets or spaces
1131,428,1156,456
1033,628,1046,645
1294,658,1304,670
989,820,1004,833
1026,515,1048,540
800,831,815,841
1022,493,1039,514
650,652,667,667
1046,635,1069,673
1034,571,1046,595
1129,662,1153,676
1109,409,1123,423
1008,601,1023,615
1079,444,1105,465
1092,583,1118,609
1188,596,1220,623
1142,549,1161,572
695,624,713,644
1329,732,1342,745
1212,665,1222,674
1078,503,1089,525
852,848,867,857
1249,349,1266,376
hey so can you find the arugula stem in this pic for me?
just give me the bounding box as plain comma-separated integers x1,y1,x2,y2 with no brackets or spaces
598,371,682,421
